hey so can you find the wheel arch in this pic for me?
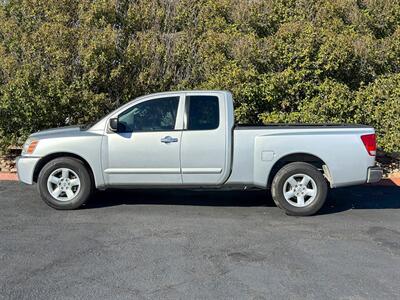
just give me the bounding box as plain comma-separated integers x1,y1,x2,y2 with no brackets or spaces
33,152,96,186
267,152,331,189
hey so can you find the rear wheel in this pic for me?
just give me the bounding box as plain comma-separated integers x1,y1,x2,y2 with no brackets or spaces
271,162,328,216
37,157,93,210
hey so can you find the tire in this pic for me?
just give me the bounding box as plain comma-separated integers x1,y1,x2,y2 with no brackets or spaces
271,162,328,216
37,157,93,210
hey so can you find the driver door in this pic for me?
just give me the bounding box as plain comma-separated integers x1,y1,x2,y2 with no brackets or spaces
102,95,184,186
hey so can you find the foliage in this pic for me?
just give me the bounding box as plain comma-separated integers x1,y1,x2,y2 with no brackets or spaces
0,0,399,153
355,74,400,153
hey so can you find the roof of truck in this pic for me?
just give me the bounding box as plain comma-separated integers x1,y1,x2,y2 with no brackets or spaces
140,90,231,97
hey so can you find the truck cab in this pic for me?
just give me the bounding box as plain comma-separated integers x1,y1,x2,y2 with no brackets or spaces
97,91,234,187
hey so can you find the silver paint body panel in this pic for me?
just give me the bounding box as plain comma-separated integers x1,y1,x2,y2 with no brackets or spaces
17,90,376,189
226,127,376,188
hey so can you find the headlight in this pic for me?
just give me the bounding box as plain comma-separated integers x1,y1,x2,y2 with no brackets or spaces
22,139,39,155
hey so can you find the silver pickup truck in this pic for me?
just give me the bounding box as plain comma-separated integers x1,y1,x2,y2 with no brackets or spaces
17,90,382,215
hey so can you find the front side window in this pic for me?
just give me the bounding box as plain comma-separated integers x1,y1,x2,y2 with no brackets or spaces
118,96,179,132
187,95,219,130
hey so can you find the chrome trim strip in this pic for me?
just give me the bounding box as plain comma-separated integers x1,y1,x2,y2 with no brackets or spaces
181,168,222,174
104,168,181,174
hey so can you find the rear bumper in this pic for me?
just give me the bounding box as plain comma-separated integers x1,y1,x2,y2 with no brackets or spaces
366,166,383,183
16,156,41,184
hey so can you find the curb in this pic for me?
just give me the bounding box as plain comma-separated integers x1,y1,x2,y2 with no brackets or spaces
387,175,400,186
369,178,400,187
0,172,18,181
0,172,399,186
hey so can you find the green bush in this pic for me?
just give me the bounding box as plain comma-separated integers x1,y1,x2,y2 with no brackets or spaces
0,0,399,153
355,74,400,153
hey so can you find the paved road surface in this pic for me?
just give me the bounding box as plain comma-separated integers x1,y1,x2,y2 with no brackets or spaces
0,182,399,299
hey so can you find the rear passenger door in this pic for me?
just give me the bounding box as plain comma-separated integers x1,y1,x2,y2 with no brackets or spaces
180,93,228,185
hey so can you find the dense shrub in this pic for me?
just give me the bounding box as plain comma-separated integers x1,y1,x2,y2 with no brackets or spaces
0,0,399,153
355,74,400,153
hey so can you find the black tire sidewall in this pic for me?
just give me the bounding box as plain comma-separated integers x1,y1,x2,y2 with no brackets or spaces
272,162,328,216
37,157,92,210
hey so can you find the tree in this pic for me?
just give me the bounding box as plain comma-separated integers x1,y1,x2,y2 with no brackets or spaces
1,0,399,153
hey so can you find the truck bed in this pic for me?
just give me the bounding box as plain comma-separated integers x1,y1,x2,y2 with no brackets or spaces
227,123,376,188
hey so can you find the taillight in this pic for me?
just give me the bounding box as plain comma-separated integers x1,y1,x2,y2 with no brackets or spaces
360,134,376,156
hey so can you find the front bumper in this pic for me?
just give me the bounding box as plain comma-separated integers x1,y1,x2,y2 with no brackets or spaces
366,166,383,184
16,156,41,184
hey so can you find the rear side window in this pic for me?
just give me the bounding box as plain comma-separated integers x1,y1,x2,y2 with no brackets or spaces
187,96,219,130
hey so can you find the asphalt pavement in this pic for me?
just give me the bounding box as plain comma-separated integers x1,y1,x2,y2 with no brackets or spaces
0,181,400,299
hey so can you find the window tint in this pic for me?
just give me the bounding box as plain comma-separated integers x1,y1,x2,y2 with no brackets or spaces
187,96,219,130
118,97,179,132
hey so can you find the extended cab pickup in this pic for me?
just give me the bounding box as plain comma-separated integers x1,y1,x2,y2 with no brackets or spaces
17,91,382,215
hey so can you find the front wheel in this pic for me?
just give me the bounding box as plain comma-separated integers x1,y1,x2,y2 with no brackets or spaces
37,157,93,210
271,162,328,216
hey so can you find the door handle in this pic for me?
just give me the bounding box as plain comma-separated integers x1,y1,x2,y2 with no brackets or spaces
161,136,178,144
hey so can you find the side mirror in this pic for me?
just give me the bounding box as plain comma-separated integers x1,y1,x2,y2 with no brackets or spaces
109,118,118,132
